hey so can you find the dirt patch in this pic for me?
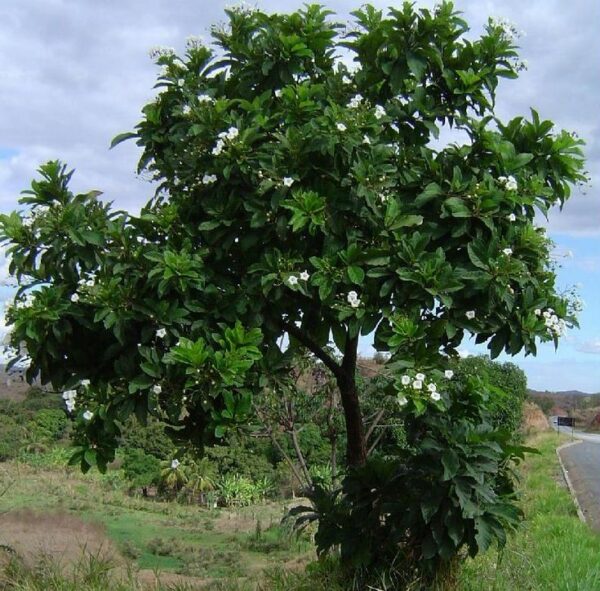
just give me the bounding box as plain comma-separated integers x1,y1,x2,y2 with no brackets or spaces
0,509,120,569
522,402,550,433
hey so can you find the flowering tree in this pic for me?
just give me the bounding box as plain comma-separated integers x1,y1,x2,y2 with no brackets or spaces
0,2,586,472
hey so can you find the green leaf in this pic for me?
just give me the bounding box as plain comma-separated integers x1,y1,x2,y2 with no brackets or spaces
474,516,494,553
84,449,97,467
414,182,441,207
441,449,460,480
110,132,137,149
421,496,440,524
347,266,365,284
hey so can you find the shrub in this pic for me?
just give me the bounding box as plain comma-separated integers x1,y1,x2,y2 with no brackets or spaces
27,408,68,443
290,374,528,587
121,448,161,493
0,415,25,461
216,474,271,507
455,356,527,436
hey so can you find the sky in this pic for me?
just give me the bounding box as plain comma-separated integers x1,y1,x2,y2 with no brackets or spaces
0,0,598,392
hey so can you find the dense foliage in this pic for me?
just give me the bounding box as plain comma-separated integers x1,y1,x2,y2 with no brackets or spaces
0,1,586,473
291,371,529,587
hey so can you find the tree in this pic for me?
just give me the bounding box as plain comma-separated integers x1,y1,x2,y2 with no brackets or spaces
0,2,586,473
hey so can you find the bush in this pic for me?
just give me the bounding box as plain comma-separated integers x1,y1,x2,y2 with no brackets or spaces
217,474,271,507
119,417,176,460
290,374,529,588
455,356,527,436
121,448,161,493
0,415,25,461
27,408,68,443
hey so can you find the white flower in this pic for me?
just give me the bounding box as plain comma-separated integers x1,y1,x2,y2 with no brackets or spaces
430,391,441,401
300,271,310,281
182,105,191,115
415,373,425,381
348,290,358,301
542,311,551,319
374,105,386,119
336,122,347,132
81,379,91,387
498,175,508,184
508,213,516,222
341,74,352,84
412,379,423,390
287,275,299,286
171,459,180,470
389,123,400,133
85,279,95,287
212,139,225,155
362,135,371,145
283,177,295,187
397,396,408,407
63,389,77,413
225,126,239,141
202,174,218,184
156,328,167,338
502,248,513,256
401,375,411,386
177,79,185,87
197,94,214,104
427,383,437,393
274,89,282,97
466,310,476,320
349,298,361,308
347,94,363,108
547,308,554,314
186,35,204,49
70,293,80,303
152,385,162,394
148,46,175,60
83,410,93,421
534,308,542,316
444,370,454,379
505,176,518,191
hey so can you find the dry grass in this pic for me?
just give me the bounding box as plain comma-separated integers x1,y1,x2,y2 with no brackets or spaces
0,510,120,570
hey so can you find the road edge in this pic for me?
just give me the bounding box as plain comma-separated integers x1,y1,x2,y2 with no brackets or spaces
556,440,587,524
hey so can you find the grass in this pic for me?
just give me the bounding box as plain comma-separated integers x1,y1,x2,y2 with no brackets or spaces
457,432,600,591
2,433,600,590
0,455,311,585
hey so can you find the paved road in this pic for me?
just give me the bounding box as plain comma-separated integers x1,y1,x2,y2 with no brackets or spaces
548,417,600,444
559,439,600,531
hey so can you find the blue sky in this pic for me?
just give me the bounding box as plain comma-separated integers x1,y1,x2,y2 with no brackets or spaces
0,0,598,392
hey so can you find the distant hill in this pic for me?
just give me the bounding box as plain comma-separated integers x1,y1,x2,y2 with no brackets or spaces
528,389,599,398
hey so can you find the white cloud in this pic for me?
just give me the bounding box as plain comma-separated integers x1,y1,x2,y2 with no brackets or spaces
575,339,600,355
0,0,596,232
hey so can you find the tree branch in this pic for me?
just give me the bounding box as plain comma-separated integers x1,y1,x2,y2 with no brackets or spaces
280,319,342,378
365,408,386,443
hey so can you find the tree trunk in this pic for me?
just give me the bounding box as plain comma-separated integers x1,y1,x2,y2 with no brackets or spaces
337,373,367,467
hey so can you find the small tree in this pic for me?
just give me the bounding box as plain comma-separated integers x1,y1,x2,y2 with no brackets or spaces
0,2,586,476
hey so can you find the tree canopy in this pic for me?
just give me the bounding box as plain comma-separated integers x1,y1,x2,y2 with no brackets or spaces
0,2,586,470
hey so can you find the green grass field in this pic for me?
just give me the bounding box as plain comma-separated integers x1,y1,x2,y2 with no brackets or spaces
457,433,600,591
0,453,311,586
2,433,600,590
